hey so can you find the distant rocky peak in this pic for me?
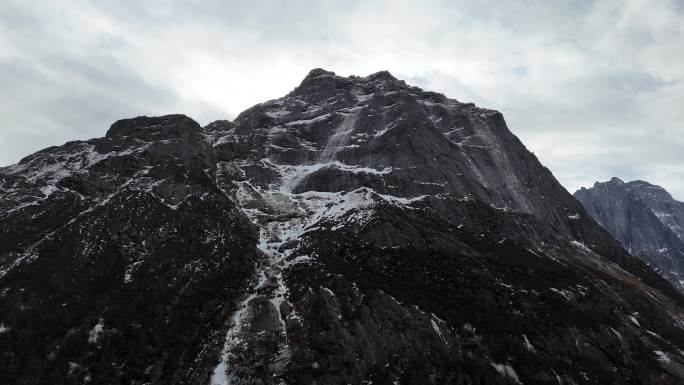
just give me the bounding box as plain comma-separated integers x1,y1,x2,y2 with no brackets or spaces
575,177,684,288
588,177,624,190
588,177,674,202
625,180,674,202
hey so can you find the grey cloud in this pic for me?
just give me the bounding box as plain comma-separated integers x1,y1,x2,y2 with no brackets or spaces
0,0,682,199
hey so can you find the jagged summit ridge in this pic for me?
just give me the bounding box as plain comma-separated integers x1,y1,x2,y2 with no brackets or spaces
304,67,335,78
2,70,684,384
302,68,398,82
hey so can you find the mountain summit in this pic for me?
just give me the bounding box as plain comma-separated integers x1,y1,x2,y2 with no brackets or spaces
2,70,684,384
575,178,684,288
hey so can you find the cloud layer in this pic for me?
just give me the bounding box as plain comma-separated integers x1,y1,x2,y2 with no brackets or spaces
1,0,682,198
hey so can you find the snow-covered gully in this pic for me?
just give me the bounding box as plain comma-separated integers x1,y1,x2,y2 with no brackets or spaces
209,205,296,384
209,155,412,383
209,158,326,384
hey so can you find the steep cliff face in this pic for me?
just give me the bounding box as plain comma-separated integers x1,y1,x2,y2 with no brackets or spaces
575,178,684,288
2,70,684,385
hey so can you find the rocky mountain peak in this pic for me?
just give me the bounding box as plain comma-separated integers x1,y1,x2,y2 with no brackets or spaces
366,69,398,82
3,71,684,384
303,67,336,79
220,70,593,235
289,68,416,102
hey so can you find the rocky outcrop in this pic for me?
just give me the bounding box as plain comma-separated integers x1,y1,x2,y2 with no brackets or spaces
575,178,684,288
2,70,684,384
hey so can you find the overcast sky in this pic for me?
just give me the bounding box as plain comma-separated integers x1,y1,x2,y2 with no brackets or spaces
1,0,682,198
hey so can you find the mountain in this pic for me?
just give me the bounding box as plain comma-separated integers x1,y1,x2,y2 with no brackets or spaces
2,69,684,384
575,178,684,288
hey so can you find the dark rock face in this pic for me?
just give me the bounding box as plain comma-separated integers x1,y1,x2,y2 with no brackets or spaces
2,70,684,384
0,116,259,384
575,178,684,288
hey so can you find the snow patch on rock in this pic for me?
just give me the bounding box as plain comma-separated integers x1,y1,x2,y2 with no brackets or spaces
88,318,104,343
491,362,521,384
